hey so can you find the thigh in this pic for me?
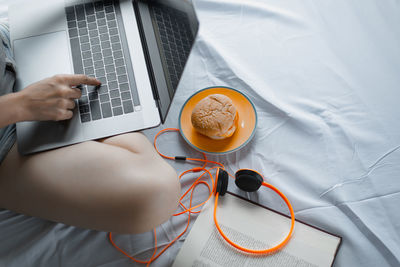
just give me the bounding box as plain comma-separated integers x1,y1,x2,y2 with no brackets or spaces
0,133,179,233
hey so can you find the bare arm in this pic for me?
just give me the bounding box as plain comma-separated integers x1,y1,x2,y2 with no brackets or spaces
0,92,24,128
0,74,100,128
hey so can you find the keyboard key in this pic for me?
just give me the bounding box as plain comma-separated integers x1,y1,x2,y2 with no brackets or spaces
89,29,99,38
99,26,108,34
77,21,87,28
83,58,93,67
111,98,122,107
78,28,88,36
165,51,172,60
98,18,106,26
123,100,134,113
166,59,173,67
109,89,120,98
163,42,170,52
109,28,118,36
105,5,114,13
96,11,105,19
101,102,112,118
116,66,126,75
88,91,98,100
119,83,129,92
75,7,86,20
108,20,117,28
87,14,96,23
80,35,89,43
79,104,90,113
106,13,116,21
113,50,123,59
115,58,124,67
90,37,100,45
94,60,105,70
92,44,101,53
100,33,109,41
67,21,76,29
110,35,120,43
84,67,94,75
69,28,78,38
95,68,105,77
104,0,113,6
118,75,128,83
103,48,112,57
93,52,102,61
82,51,92,60
121,91,131,100
98,84,109,94
107,72,116,81
80,113,91,122
90,100,102,120
105,64,114,73
101,41,111,49
88,22,97,30
66,7,76,21
84,3,95,15
109,81,118,89
81,43,90,52
94,1,103,11
113,106,123,116
111,43,121,51
104,56,113,65
99,93,110,102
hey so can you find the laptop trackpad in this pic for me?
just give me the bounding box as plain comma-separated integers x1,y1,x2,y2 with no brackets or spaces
13,30,72,90
14,31,83,154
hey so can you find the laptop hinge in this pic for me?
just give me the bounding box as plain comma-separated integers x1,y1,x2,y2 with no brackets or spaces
132,0,161,112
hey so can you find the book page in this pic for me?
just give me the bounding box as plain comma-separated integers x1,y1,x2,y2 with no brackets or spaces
172,193,341,267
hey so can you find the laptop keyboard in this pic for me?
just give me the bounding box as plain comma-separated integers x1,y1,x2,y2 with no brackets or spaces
65,0,140,123
151,4,194,91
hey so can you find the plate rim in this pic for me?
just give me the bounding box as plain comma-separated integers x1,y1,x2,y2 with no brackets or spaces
178,86,258,155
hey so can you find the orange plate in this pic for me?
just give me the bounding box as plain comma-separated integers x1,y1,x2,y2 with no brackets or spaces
179,86,257,154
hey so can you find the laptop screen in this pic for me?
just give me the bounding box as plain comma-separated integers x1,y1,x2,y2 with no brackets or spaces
134,0,199,123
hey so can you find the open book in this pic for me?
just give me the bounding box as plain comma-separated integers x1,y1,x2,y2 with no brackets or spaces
173,192,341,267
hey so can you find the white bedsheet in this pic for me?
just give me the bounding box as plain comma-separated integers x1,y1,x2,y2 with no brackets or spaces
1,0,399,266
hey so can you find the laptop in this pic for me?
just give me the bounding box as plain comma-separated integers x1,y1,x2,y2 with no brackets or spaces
9,0,199,155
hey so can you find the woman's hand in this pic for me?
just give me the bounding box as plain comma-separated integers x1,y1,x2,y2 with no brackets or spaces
16,74,101,122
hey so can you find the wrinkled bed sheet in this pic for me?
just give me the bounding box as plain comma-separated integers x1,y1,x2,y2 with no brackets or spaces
0,0,399,266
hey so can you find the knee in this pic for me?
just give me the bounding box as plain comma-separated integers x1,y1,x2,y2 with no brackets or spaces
109,156,180,234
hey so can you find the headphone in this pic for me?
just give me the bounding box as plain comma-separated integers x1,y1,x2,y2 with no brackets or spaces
214,167,295,254
109,128,296,266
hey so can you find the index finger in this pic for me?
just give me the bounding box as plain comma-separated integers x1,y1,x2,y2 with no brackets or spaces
63,74,101,86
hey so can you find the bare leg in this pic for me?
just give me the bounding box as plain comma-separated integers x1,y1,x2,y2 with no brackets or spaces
0,133,180,234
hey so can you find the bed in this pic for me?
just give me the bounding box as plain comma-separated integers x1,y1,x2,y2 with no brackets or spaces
1,0,399,266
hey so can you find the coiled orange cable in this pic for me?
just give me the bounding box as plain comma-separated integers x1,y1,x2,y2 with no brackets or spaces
109,128,222,266
213,181,295,254
108,128,295,265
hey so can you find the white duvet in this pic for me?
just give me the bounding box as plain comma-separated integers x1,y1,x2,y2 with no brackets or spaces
1,0,399,266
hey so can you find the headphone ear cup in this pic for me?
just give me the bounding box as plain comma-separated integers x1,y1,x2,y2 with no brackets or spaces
216,168,229,196
235,169,263,192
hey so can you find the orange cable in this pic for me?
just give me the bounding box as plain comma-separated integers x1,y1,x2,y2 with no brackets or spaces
109,128,295,265
109,128,219,265
213,181,295,254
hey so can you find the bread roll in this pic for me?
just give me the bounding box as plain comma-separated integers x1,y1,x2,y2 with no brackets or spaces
191,94,237,139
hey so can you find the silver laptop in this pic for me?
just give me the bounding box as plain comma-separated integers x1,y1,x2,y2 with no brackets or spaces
9,0,199,155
